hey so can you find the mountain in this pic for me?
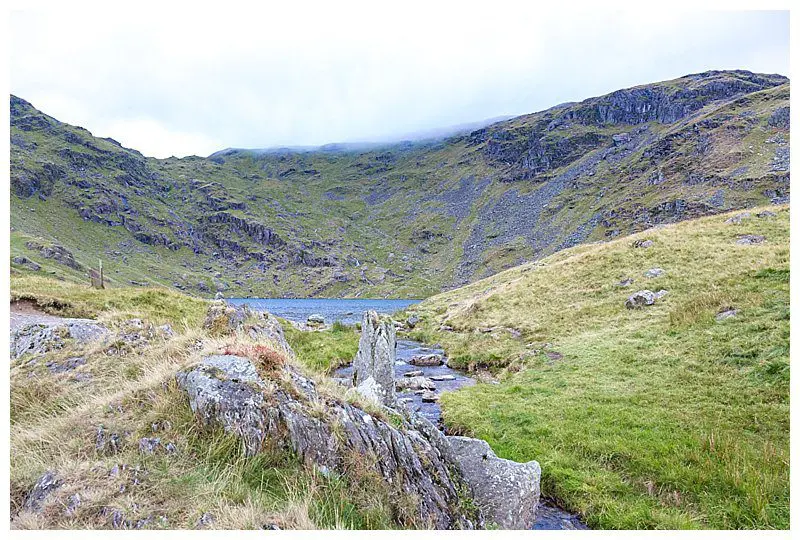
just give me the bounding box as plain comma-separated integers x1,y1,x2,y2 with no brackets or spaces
10,70,790,298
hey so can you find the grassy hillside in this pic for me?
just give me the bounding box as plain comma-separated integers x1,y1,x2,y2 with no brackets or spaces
405,206,789,529
10,70,790,298
9,279,406,529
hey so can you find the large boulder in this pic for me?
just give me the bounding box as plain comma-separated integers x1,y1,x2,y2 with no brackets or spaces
447,436,541,529
202,302,294,358
352,311,397,407
408,354,444,367
177,354,481,529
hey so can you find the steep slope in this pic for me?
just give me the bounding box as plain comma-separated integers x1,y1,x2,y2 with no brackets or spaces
10,70,790,298
404,206,789,529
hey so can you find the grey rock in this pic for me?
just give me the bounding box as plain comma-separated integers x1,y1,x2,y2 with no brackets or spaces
616,277,635,287
756,210,777,219
24,241,82,270
654,290,669,300
196,512,215,529
96,426,123,455
177,354,481,529
307,313,325,325
430,375,456,381
409,354,444,367
65,493,82,516
632,239,654,248
716,309,738,321
12,255,41,271
736,234,766,245
157,324,174,337
406,315,420,328
644,268,666,278
46,356,86,374
138,437,161,454
447,436,541,529
625,290,659,309
176,355,268,456
725,212,751,224
396,376,436,391
352,311,396,406
404,370,424,377
420,391,439,403
10,319,109,359
23,471,62,512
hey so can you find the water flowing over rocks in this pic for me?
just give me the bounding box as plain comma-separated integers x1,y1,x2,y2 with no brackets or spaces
352,310,397,407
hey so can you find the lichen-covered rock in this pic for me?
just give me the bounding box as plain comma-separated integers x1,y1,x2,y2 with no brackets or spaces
23,471,62,513
177,354,481,529
625,290,658,309
202,302,295,358
396,376,436,391
644,267,666,278
408,354,444,367
10,319,109,359
725,212,751,224
352,311,396,406
447,436,541,529
736,234,766,245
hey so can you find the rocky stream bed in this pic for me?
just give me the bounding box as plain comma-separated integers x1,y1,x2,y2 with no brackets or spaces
335,338,587,530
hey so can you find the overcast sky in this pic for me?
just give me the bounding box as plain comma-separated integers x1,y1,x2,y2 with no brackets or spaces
10,5,789,158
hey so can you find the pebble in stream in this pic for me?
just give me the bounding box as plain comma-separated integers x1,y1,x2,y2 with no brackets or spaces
335,338,587,530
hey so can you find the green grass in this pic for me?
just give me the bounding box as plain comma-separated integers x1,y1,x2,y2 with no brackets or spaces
409,206,789,529
11,274,209,327
284,322,359,374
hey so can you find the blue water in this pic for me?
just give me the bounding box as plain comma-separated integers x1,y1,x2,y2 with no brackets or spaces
226,298,420,325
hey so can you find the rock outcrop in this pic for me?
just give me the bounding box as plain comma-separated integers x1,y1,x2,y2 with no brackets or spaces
202,301,294,358
352,311,397,407
447,436,541,529
10,318,109,359
177,354,481,529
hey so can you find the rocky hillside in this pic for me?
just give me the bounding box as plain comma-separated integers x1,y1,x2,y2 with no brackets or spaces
10,70,790,298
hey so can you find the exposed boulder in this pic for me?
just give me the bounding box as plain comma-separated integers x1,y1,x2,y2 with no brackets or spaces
406,315,420,329
632,239,654,248
202,302,294,358
725,212,751,224
396,376,436,391
644,268,666,278
409,354,445,367
716,308,738,321
177,354,481,529
756,210,777,219
352,311,397,407
447,436,541,529
307,313,325,327
10,319,109,359
736,234,766,245
625,290,659,309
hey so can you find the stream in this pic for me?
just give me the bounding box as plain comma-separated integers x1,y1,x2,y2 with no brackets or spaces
335,338,587,530
233,298,586,530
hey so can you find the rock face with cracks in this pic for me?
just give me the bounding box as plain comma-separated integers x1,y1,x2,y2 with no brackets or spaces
176,353,482,529
352,310,397,406
447,436,542,529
